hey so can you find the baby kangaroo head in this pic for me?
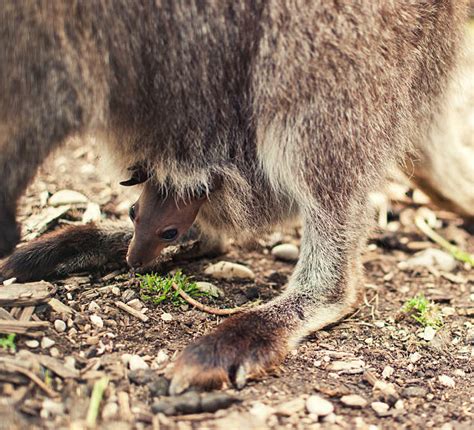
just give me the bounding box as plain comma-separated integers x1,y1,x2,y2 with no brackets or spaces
125,180,207,269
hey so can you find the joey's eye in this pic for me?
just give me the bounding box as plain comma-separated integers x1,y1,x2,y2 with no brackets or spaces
129,204,137,221
160,228,178,241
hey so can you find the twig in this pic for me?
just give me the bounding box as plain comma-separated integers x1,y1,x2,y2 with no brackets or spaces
19,306,35,321
0,307,15,320
115,301,149,322
0,362,58,398
415,208,474,266
0,319,49,335
86,376,109,428
118,391,133,422
171,283,259,316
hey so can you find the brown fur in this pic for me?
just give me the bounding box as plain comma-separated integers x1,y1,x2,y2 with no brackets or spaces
0,1,468,392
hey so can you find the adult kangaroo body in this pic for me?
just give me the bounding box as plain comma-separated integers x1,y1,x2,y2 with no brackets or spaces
0,1,467,393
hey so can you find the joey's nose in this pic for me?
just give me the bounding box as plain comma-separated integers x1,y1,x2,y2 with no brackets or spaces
126,253,143,269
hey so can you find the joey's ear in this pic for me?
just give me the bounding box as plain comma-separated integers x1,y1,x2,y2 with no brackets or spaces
120,166,150,187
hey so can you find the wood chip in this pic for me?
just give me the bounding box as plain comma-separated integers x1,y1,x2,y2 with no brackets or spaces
0,320,49,335
115,301,149,322
118,391,134,422
47,298,74,316
22,205,71,241
37,355,80,379
0,282,56,307
19,306,35,321
364,370,379,387
0,307,15,320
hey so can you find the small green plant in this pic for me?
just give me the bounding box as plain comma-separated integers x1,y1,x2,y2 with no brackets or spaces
402,294,443,329
137,270,210,306
0,333,16,352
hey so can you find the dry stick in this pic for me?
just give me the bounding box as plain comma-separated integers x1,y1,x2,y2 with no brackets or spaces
0,319,49,335
1,362,58,398
171,283,258,316
115,301,149,322
414,209,474,266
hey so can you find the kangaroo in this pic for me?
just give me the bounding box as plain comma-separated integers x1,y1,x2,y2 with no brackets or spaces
0,1,468,394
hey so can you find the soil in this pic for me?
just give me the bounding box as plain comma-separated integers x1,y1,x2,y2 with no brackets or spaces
0,138,473,430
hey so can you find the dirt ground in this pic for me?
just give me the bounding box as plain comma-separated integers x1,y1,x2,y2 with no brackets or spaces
0,138,473,430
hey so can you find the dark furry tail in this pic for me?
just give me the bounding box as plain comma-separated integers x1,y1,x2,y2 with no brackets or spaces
0,222,132,282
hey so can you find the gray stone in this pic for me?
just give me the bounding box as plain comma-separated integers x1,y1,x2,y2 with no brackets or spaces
49,189,88,206
340,394,367,408
271,243,299,262
204,261,255,280
306,395,334,416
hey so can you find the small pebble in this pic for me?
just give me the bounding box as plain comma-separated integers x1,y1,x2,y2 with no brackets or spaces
371,401,390,417
195,281,224,298
154,349,169,367
409,352,422,363
204,261,255,280
128,355,149,371
275,398,306,416
422,326,436,342
306,395,334,416
82,202,101,223
249,402,275,422
90,315,104,329
41,399,65,417
340,394,367,408
441,306,456,316
382,365,394,379
64,356,76,370
25,340,39,348
88,301,100,312
394,400,405,410
122,289,136,302
401,248,457,272
49,347,60,358
374,381,398,401
322,413,337,424
86,336,99,345
327,360,365,371
271,243,299,262
126,298,144,310
101,402,119,420
41,337,55,349
438,374,455,388
402,386,427,398
161,312,173,322
54,319,66,332
3,277,16,286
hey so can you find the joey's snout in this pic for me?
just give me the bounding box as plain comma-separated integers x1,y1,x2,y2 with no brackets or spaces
126,236,167,269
